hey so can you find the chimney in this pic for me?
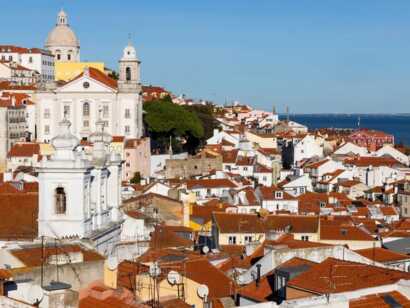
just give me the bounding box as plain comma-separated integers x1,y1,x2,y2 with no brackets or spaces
256,264,261,287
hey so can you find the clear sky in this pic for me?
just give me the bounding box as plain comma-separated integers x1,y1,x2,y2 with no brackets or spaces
2,0,410,113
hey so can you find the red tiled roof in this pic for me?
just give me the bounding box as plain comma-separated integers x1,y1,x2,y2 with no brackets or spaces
11,244,104,267
0,81,37,90
344,156,402,167
191,202,231,224
380,206,398,216
258,186,296,201
320,224,375,241
254,164,272,173
264,215,319,233
213,213,266,234
350,291,410,308
149,225,193,249
79,281,144,308
287,257,410,295
69,67,117,90
7,143,40,157
304,159,330,169
355,247,410,263
222,149,238,164
186,178,237,190
257,147,280,156
0,191,38,240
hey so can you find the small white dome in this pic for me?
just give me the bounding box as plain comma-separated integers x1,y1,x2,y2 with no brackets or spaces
122,43,138,61
45,10,79,48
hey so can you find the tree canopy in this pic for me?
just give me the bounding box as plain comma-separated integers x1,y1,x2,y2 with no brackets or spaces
143,96,205,154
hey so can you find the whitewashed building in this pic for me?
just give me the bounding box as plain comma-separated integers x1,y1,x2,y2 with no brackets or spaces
35,42,143,142
37,117,123,255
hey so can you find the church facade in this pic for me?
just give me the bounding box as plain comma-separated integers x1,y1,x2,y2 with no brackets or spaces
36,10,144,142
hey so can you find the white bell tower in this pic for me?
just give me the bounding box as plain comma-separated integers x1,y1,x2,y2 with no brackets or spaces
118,40,141,92
37,118,92,239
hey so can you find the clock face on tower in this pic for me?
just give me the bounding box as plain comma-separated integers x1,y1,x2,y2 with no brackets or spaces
83,81,90,89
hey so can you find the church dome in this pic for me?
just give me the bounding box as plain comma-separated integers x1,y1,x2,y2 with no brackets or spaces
45,10,79,48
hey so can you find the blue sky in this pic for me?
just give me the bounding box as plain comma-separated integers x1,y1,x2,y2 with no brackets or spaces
2,0,410,113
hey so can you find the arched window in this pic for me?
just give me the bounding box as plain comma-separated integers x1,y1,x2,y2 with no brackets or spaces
126,67,132,81
83,102,90,117
55,187,67,214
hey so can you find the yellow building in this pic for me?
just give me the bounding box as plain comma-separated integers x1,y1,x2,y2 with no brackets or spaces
55,62,105,81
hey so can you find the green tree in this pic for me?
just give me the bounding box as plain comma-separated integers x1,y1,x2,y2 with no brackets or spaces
130,172,141,184
184,103,219,142
143,96,204,154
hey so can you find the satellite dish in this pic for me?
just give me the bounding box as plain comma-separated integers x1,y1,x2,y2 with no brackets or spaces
197,284,209,299
26,284,44,305
202,246,209,254
167,270,181,285
107,256,119,271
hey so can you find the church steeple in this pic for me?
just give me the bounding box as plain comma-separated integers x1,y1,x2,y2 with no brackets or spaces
118,40,141,92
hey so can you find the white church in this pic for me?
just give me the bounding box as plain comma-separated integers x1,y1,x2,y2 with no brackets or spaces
36,10,144,142
33,10,146,255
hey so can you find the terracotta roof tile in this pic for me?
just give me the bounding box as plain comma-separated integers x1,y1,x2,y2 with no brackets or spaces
355,247,410,263
186,178,237,190
213,213,266,234
7,142,40,157
350,291,410,308
288,257,410,294
10,244,104,267
264,215,319,233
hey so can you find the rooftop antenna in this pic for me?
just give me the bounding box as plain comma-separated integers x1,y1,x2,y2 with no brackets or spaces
357,116,361,128
128,33,132,45
286,106,290,122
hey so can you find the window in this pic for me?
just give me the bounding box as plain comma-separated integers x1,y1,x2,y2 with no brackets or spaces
44,108,50,119
103,105,109,118
126,67,132,81
125,108,131,119
67,54,71,61
300,187,305,194
275,191,283,199
319,201,326,208
44,125,50,135
83,102,90,116
243,167,248,171
301,236,309,241
29,57,33,63
228,236,236,244
83,120,89,127
55,187,67,214
57,54,61,60
206,189,211,196
63,105,70,117
125,125,130,134
244,236,252,243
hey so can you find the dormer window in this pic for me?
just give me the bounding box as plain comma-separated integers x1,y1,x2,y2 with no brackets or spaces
319,201,326,208
275,191,283,199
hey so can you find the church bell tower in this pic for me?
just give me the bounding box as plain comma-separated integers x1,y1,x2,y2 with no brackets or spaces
118,41,141,92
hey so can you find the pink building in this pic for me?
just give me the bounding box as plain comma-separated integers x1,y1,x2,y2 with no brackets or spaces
348,129,394,151
123,137,151,181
